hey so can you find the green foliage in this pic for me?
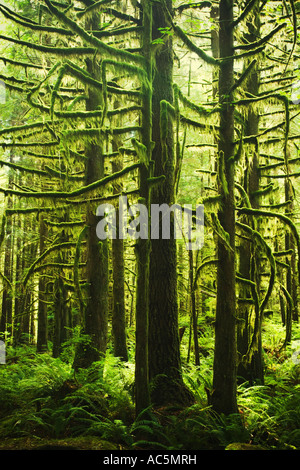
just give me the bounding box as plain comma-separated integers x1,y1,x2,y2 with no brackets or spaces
1,328,300,449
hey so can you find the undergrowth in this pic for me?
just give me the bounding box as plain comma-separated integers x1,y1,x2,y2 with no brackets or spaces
0,319,300,450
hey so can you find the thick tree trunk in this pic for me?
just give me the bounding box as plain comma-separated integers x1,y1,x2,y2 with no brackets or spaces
134,0,152,416
0,160,14,341
111,101,128,363
212,0,238,415
73,15,108,370
148,0,193,407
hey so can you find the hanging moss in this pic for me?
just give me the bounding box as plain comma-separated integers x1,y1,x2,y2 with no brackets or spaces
5,205,70,215
0,33,95,55
237,221,276,363
218,151,229,198
0,2,73,36
284,0,297,71
44,0,145,65
229,59,257,95
235,182,251,208
165,15,218,66
235,23,286,52
131,138,149,169
50,65,66,119
238,207,300,283
0,159,47,176
0,72,34,87
193,258,219,290
232,0,259,27
0,55,47,70
174,83,219,117
44,165,84,181
209,212,233,254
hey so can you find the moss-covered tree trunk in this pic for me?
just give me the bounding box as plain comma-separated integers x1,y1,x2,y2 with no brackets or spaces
73,15,109,369
237,2,264,384
134,0,152,416
148,0,193,407
0,163,14,341
112,101,128,362
284,178,296,344
212,0,238,415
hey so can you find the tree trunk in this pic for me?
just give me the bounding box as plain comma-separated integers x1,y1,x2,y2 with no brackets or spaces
212,0,238,415
37,215,49,352
148,0,193,407
134,0,152,416
111,101,128,362
237,3,264,384
52,223,71,358
0,158,14,342
73,15,109,370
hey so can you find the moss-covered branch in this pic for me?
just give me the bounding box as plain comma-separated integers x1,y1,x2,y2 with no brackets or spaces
237,221,276,315
0,56,47,70
0,159,47,176
0,162,141,199
0,34,95,55
0,3,73,36
238,207,300,282
176,2,212,13
0,140,58,149
44,0,144,64
232,0,258,27
23,241,78,286
235,23,286,51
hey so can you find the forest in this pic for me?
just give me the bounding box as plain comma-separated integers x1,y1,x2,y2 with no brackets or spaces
0,0,299,453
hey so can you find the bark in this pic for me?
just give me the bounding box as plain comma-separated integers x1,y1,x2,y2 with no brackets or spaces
212,0,238,415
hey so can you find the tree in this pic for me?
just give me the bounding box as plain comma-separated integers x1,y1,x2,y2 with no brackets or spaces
148,0,194,407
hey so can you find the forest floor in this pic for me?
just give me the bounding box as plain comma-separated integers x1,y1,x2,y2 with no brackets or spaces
0,318,300,451
0,436,122,450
